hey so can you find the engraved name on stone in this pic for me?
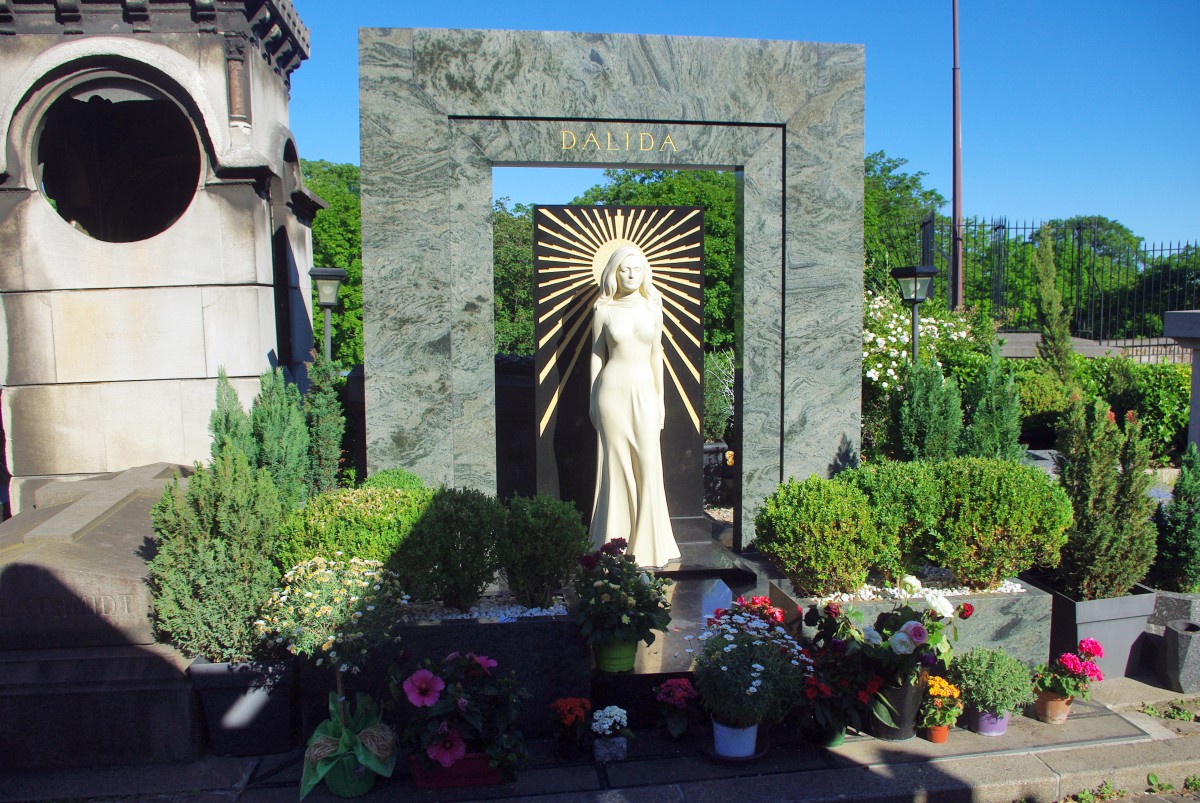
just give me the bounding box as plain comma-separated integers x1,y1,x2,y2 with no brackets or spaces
1,594,135,619
560,130,680,153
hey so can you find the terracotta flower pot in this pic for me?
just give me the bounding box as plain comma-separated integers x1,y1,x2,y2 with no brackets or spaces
409,752,502,789
923,724,949,743
1034,690,1073,724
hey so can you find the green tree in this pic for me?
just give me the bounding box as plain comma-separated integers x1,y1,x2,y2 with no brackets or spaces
863,151,945,292
1054,398,1155,600
492,198,535,355
302,160,362,366
960,348,1024,462
1154,444,1200,592
148,448,283,662
304,350,345,497
894,359,963,462
1033,225,1077,387
250,367,310,512
208,367,252,462
574,169,737,349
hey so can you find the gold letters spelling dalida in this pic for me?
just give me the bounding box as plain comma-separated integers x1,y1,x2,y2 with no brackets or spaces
560,129,679,152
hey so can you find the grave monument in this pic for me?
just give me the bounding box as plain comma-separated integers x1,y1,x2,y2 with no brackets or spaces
361,28,864,546
0,0,320,513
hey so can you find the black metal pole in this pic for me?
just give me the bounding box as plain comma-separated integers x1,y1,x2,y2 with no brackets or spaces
951,0,964,310
323,307,333,362
911,302,920,363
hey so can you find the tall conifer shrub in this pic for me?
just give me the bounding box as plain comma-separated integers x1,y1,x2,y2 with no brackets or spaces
1053,397,1155,599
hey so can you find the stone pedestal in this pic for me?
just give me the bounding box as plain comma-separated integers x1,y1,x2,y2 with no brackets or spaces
0,464,201,768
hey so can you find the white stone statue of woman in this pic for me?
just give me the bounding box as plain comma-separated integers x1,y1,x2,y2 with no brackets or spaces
588,244,680,568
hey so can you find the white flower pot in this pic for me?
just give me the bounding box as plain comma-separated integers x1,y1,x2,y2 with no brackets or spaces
711,719,758,758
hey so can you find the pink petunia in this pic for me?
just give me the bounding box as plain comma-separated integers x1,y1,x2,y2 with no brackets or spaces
426,726,466,767
403,668,445,707
472,654,498,674
1078,638,1104,660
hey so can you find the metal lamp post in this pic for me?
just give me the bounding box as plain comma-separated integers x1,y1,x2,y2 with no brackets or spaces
309,267,347,361
889,265,938,362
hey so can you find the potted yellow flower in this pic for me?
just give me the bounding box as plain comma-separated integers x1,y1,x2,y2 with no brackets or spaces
918,676,963,743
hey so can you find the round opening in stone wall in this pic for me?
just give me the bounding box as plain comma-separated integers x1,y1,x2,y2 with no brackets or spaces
36,78,201,242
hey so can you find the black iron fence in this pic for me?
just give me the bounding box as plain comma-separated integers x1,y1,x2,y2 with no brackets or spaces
866,215,1200,348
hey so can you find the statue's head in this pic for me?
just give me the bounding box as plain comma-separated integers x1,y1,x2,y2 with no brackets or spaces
600,245,658,302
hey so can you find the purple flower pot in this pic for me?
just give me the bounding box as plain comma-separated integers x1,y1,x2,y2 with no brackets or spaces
966,708,1010,737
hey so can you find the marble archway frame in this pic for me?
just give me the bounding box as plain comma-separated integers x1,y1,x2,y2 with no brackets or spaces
360,28,864,547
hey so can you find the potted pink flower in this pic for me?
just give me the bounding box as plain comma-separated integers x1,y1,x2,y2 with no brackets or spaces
1031,638,1104,724
393,652,530,787
653,678,700,740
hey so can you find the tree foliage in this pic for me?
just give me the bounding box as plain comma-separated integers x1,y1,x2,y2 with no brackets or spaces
493,198,535,356
250,367,310,512
864,151,945,282
305,350,345,497
1033,225,1078,387
148,448,283,662
302,160,362,366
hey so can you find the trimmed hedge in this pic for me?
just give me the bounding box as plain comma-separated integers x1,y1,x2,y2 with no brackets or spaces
275,486,435,573
930,457,1072,590
754,475,883,596
836,461,937,580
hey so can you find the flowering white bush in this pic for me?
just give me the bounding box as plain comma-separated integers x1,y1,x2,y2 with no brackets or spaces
690,597,812,728
255,555,409,673
591,705,629,738
862,290,973,393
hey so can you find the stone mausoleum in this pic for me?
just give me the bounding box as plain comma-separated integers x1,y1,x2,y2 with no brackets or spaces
0,0,321,513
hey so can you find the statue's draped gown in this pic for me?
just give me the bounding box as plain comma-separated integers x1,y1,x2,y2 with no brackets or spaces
589,295,680,568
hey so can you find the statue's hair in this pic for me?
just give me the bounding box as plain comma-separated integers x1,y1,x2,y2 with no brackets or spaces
597,245,660,306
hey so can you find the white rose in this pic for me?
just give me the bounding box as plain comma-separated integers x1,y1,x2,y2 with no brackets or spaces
861,626,882,646
926,591,955,619
899,575,923,596
890,631,916,655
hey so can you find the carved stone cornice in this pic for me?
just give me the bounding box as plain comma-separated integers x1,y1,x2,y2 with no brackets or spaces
0,1,310,84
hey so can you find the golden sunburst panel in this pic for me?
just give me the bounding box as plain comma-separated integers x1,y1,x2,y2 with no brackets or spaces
533,205,705,438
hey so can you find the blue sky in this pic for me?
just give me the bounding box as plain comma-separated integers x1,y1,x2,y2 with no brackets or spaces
288,1,1198,244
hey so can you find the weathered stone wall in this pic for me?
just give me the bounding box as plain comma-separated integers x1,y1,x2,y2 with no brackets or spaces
0,2,318,511
360,28,864,545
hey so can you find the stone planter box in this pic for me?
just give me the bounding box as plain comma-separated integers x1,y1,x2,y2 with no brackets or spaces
769,579,1052,669
1147,589,1200,636
298,613,590,737
1020,575,1156,679
188,657,297,756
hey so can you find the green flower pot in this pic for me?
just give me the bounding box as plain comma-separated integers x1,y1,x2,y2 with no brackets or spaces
322,753,377,798
594,640,637,672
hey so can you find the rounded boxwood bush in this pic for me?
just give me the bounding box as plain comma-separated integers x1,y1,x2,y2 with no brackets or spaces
836,461,939,580
393,487,506,610
275,486,436,573
754,475,881,596
500,494,590,609
360,467,427,491
930,457,1072,590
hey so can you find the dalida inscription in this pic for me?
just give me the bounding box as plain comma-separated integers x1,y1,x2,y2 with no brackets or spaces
560,129,680,152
